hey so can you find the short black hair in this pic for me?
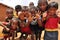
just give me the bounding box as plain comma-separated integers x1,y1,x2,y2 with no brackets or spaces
47,2,58,10
15,5,22,11
22,6,29,11
29,2,34,6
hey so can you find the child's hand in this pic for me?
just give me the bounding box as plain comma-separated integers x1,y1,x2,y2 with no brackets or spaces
36,14,40,19
56,11,60,17
42,12,47,18
28,16,33,22
37,11,41,15
57,11,60,24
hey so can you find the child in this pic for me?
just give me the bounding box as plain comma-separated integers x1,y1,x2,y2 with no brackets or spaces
3,18,19,40
3,8,13,40
18,6,32,40
37,0,48,39
29,6,42,40
5,8,13,23
14,5,22,18
37,0,48,28
10,18,19,40
29,2,35,9
42,2,58,40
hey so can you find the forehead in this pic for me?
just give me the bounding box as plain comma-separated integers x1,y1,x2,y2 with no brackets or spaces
12,19,18,22
12,20,18,24
7,11,13,13
39,2,47,6
6,8,13,11
39,0,47,3
6,10,13,14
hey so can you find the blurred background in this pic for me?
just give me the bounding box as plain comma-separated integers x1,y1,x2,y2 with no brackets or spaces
0,0,60,9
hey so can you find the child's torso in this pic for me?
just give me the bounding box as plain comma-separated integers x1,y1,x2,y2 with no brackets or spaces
45,17,58,29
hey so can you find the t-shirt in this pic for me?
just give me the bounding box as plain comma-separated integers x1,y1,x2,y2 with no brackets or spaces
45,17,58,29
19,19,32,34
30,19,40,32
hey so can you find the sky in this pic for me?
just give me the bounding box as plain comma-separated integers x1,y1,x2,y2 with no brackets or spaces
0,0,60,10
0,0,38,8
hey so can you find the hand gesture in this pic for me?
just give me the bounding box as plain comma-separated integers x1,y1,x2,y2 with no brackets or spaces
36,14,40,19
56,11,60,17
42,12,47,18
28,16,33,22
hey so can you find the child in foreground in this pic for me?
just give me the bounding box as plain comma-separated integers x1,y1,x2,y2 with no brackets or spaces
42,2,58,40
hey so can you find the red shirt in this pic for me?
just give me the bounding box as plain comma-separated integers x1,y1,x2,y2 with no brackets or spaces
20,26,32,34
45,17,58,29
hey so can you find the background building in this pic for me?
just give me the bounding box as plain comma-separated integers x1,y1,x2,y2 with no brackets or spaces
0,3,13,21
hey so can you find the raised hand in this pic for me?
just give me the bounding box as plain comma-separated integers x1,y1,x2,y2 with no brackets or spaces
36,14,40,19
42,12,47,18
28,16,33,22
56,11,60,17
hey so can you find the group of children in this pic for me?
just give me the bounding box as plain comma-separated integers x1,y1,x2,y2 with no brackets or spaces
0,0,60,40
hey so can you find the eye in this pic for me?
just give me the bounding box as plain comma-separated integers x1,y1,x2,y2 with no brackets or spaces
40,3,47,6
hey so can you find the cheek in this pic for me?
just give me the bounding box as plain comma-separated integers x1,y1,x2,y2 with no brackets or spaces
51,11,56,14
48,9,56,14
48,8,57,14
19,15,25,20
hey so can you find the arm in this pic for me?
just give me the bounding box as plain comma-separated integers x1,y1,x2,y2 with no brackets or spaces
26,13,33,26
0,22,10,31
42,12,47,22
36,14,42,26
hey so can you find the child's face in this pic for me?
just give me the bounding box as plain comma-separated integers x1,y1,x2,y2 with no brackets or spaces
11,20,18,29
22,10,28,14
16,9,20,12
19,12,25,20
22,10,29,17
6,11,13,18
30,8,36,16
39,3,47,11
48,7,57,16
